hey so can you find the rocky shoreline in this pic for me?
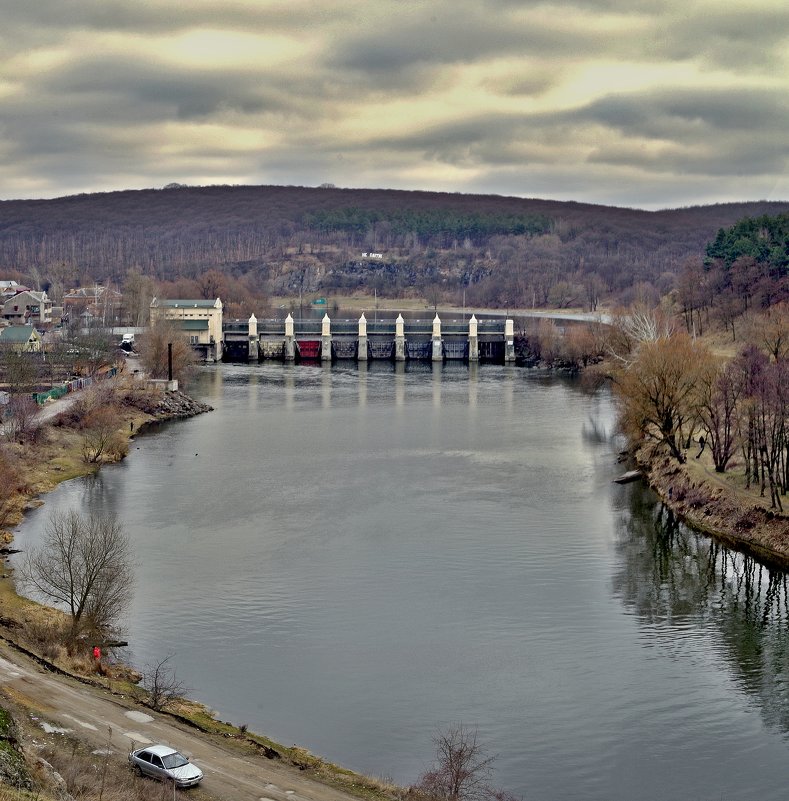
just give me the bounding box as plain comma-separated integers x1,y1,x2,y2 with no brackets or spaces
636,445,789,568
131,388,214,420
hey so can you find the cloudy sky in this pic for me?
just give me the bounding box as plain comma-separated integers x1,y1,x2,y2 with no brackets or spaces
2,0,787,209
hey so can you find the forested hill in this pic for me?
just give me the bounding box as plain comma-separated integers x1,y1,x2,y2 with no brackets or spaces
1,184,787,310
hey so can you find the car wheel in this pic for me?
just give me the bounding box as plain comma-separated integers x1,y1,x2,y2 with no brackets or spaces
134,765,143,777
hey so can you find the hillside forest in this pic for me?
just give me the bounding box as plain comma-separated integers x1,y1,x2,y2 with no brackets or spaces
0,185,787,324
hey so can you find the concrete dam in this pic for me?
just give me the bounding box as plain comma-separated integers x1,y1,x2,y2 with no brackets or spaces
222,313,516,364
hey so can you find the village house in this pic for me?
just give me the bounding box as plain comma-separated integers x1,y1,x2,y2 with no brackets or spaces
63,285,124,326
149,297,223,362
0,280,32,300
0,324,43,352
1,289,53,326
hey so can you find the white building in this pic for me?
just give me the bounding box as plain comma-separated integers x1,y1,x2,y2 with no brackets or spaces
149,297,223,362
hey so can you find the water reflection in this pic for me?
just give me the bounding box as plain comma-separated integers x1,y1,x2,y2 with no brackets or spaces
11,364,789,799
614,485,789,736
284,364,296,411
394,363,405,408
358,367,367,408
467,363,478,410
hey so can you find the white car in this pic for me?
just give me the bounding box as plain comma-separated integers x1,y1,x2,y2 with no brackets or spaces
128,744,203,788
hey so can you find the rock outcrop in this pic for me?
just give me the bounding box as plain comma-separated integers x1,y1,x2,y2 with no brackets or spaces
0,707,32,791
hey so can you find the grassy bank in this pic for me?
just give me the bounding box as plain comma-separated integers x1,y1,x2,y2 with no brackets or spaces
636,440,789,568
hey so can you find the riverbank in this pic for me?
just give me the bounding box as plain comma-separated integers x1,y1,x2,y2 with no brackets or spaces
635,442,789,568
0,380,212,542
0,378,214,635
0,378,401,801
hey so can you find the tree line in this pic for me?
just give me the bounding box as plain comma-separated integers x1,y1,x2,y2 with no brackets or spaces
611,304,789,511
303,206,551,245
673,212,789,342
1,185,787,316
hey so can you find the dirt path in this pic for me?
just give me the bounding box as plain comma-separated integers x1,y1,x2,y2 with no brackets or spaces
0,640,359,801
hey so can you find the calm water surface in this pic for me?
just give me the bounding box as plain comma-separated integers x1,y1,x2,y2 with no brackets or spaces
12,363,789,801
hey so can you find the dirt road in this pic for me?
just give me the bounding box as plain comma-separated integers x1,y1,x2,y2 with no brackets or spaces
0,640,359,801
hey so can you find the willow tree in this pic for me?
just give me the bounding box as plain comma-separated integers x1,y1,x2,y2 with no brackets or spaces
614,331,713,463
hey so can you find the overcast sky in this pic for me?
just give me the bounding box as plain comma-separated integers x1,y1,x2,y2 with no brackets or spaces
2,0,787,209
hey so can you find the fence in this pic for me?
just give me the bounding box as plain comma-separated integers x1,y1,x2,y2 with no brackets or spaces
32,366,117,405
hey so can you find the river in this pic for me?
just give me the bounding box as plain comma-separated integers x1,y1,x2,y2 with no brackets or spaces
11,362,789,801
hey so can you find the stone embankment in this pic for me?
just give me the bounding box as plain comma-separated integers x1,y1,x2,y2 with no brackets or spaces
133,388,213,420
637,446,789,567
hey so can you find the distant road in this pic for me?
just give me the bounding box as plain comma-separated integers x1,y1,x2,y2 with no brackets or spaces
477,308,611,324
422,306,612,324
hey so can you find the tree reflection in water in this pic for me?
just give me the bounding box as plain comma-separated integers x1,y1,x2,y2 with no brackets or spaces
613,483,789,734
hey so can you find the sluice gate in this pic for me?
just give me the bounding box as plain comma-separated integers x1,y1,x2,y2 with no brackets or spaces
332,340,358,360
295,340,321,360
223,313,515,364
369,340,395,360
406,341,431,360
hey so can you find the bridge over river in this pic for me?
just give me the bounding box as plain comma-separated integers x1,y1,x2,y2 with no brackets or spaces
222,313,516,364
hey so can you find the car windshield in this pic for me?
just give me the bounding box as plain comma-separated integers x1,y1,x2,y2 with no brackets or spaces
161,752,189,769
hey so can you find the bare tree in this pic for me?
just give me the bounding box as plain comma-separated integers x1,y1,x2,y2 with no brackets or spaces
415,725,507,801
72,324,116,377
605,304,676,367
19,509,133,637
136,319,197,382
696,360,742,473
122,269,157,326
140,654,190,712
3,394,40,443
0,346,39,394
197,269,228,300
751,303,789,361
81,405,127,464
0,447,21,531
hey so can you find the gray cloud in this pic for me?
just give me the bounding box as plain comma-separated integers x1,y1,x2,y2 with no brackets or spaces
0,0,787,206
0,1,348,38
656,8,789,71
578,88,789,137
38,59,280,121
354,85,788,180
327,4,615,83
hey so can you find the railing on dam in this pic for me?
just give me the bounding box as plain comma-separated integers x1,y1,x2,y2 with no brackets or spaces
223,318,506,336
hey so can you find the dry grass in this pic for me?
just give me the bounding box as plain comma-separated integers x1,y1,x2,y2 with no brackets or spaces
1,380,157,536
684,441,781,512
1,690,189,801
699,326,740,359
38,740,180,801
